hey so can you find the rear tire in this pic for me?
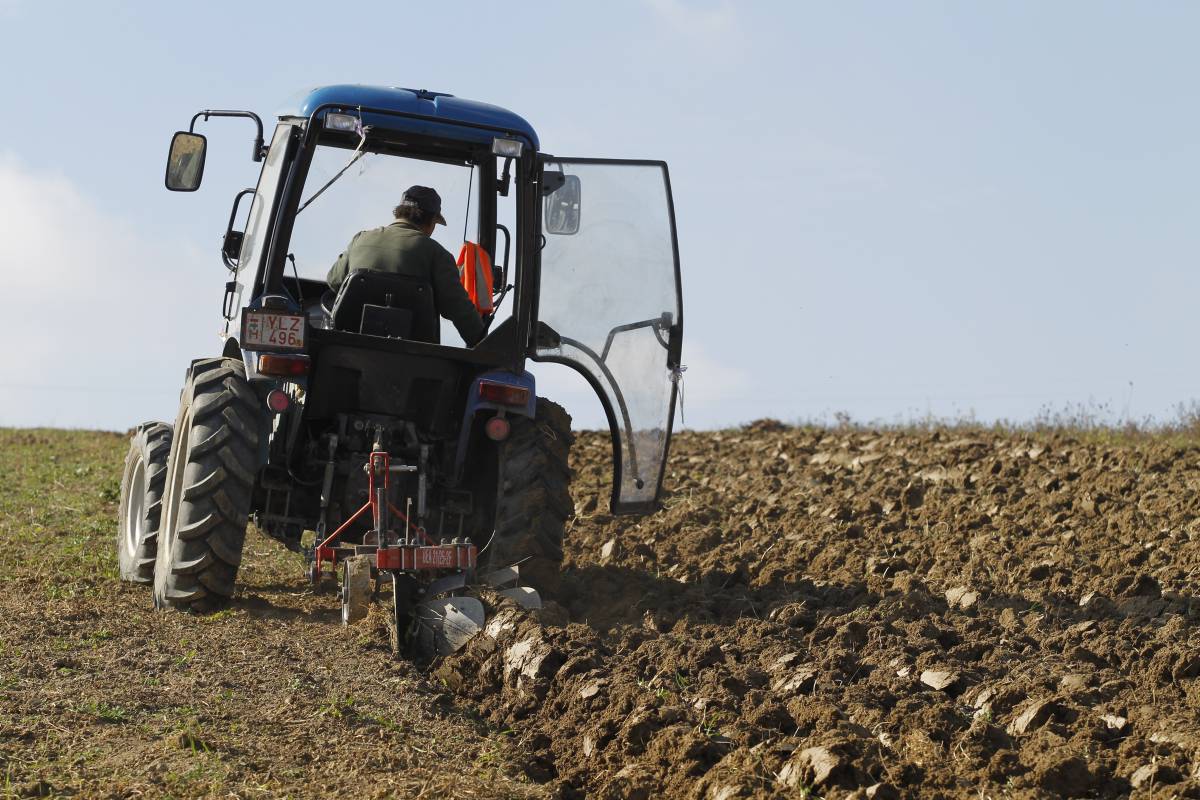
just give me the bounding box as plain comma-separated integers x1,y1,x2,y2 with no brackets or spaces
480,398,574,594
117,422,173,583
154,358,261,612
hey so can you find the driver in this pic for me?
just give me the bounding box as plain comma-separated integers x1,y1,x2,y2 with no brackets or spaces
326,186,486,346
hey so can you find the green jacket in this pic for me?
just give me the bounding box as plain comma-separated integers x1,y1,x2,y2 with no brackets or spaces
327,220,485,346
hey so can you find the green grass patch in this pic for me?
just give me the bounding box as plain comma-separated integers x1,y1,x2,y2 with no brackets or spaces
74,700,131,724
0,429,126,587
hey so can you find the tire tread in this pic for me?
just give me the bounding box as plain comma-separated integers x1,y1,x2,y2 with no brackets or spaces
117,421,174,583
481,398,574,594
155,358,259,613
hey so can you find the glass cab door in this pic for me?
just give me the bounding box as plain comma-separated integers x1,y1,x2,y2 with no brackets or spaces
533,158,683,514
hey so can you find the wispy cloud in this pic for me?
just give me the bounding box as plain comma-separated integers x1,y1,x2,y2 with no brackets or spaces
645,0,742,45
0,154,219,429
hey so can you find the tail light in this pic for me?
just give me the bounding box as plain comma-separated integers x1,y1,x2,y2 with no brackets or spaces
258,353,310,378
478,380,530,407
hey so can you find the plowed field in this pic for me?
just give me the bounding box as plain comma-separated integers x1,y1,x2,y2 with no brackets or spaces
4,424,1200,798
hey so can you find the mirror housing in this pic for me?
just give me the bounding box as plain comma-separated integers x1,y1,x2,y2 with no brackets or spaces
221,188,255,270
544,174,581,235
222,230,244,264
165,131,207,192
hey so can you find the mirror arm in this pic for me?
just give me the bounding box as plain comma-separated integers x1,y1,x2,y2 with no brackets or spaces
189,110,267,162
541,171,566,196
497,156,513,197
495,223,512,282
492,223,513,311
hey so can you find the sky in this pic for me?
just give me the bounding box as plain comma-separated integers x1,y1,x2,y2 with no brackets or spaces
0,1,1198,431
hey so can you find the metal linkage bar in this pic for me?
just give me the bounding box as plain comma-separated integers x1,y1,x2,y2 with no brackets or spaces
311,447,437,579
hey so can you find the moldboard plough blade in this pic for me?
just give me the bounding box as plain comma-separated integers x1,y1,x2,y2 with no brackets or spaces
415,595,486,657
498,586,542,610
480,565,520,588
413,565,542,657
482,565,542,610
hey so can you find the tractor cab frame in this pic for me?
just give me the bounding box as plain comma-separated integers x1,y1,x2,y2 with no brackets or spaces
169,85,684,514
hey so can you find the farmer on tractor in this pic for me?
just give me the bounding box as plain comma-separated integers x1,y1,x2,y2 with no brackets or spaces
326,185,486,346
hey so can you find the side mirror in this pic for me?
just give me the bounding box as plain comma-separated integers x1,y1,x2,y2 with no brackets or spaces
222,231,244,263
165,131,207,192
222,188,255,270
544,174,581,235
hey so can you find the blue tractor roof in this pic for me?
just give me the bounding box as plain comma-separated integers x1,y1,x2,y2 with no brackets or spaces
284,85,539,151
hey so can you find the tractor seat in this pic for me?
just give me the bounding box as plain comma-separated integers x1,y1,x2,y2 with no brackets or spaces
328,270,440,344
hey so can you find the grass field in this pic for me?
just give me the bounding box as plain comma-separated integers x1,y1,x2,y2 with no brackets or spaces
0,428,540,799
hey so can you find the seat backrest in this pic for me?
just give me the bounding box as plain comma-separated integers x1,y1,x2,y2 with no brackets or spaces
329,270,439,344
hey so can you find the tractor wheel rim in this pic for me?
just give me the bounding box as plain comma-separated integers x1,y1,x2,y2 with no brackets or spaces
340,561,352,623
160,411,192,562
124,459,146,557
340,562,352,624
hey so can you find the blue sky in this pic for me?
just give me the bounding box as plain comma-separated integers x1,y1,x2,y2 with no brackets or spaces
1,1,1197,430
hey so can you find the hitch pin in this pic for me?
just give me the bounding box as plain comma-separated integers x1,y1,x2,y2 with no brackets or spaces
361,463,418,473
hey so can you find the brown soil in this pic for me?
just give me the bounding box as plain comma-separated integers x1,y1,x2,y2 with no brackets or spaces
6,424,1200,798
440,425,1200,799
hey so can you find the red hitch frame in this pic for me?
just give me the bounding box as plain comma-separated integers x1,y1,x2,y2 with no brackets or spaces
311,449,475,579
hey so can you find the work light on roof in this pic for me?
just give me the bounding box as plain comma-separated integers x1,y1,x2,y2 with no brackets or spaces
491,138,523,158
325,113,359,132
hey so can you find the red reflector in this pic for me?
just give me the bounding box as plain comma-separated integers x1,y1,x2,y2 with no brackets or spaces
266,389,290,413
258,354,309,377
485,415,511,441
478,380,530,407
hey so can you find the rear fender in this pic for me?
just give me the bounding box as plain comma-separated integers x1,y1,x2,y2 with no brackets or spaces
453,370,536,477
184,357,273,469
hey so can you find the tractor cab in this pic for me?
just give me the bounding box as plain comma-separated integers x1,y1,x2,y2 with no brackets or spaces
133,83,685,650
165,85,683,514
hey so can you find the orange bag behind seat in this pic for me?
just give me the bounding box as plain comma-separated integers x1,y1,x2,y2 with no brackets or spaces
456,242,494,315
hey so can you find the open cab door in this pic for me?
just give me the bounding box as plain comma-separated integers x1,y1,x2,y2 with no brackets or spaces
533,158,683,514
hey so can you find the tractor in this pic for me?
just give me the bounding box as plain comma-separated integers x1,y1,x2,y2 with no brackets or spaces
117,85,683,655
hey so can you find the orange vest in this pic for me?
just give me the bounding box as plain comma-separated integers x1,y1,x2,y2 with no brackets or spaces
457,242,494,315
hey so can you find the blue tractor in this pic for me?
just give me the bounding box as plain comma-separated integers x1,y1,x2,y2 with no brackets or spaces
116,86,683,653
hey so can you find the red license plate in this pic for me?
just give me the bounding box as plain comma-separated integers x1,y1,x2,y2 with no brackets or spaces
415,547,456,570
242,309,306,351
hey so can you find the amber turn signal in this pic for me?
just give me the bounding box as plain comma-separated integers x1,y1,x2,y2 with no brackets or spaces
258,354,310,378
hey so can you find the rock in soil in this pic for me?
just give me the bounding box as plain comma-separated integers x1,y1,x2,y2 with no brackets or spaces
920,669,959,691
778,746,842,788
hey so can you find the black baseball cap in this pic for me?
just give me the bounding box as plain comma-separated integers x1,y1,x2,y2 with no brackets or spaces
400,185,447,226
